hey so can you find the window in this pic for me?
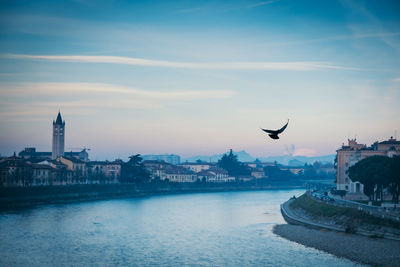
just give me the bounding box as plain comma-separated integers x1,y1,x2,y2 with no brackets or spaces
356,183,360,193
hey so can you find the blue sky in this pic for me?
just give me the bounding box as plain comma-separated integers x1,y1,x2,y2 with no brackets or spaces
0,0,399,160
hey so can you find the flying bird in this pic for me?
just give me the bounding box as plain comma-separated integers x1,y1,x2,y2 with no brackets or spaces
261,120,289,140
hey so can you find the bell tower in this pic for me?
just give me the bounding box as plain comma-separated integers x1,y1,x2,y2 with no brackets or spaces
52,111,65,159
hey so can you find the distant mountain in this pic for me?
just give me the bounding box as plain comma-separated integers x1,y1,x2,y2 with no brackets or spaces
259,154,335,165
182,150,335,165
288,159,305,167
182,150,254,163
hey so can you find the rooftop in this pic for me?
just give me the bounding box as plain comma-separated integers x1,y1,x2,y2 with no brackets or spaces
379,137,400,145
61,156,85,164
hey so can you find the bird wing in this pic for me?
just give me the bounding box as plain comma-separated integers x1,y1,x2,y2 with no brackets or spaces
277,120,289,134
261,128,276,134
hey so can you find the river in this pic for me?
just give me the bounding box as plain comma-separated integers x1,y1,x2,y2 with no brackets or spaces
0,189,361,266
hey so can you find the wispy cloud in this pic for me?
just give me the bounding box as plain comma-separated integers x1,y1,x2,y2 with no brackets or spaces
176,1,280,13
0,82,237,120
0,82,236,100
175,7,207,14
341,0,400,52
248,0,280,8
267,32,400,47
393,78,400,82
2,54,358,71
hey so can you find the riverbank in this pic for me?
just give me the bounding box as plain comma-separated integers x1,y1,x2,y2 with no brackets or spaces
0,183,305,212
283,194,400,239
273,224,400,266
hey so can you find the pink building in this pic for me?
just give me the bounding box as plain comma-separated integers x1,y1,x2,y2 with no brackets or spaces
336,137,400,194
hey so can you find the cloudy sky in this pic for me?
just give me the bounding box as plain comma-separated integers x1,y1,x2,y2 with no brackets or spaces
0,0,399,160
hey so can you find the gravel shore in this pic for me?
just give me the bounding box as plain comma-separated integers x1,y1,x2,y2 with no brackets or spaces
273,224,400,267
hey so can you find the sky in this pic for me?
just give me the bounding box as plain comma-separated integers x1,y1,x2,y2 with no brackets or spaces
0,0,399,160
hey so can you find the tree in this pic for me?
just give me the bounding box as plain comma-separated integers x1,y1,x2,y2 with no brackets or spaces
263,165,295,180
120,154,150,183
218,149,250,177
304,166,318,179
388,156,400,204
128,154,144,167
348,156,391,201
334,154,338,170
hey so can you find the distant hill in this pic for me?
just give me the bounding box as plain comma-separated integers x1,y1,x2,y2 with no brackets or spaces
259,154,335,165
288,159,305,167
183,150,254,163
182,150,335,165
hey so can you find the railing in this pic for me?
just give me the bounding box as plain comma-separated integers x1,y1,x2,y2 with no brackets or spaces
308,190,400,222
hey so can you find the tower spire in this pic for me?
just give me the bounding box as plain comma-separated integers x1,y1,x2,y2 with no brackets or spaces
52,111,65,159
55,111,63,125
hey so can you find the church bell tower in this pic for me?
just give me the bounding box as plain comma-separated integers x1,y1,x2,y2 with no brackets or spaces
52,111,65,159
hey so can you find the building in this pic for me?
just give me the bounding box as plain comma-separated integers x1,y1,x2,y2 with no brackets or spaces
164,166,197,182
64,149,89,162
59,156,86,183
31,164,53,186
283,167,305,175
244,161,275,169
18,147,89,162
250,168,265,178
103,160,122,181
52,112,65,159
0,165,8,187
142,154,180,165
87,160,122,183
18,112,88,161
37,159,73,185
336,137,400,193
0,154,33,187
143,160,168,180
19,147,52,159
51,168,73,185
198,167,235,183
143,160,197,182
179,162,213,172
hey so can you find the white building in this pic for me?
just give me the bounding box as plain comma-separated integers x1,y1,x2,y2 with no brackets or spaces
179,162,213,173
198,167,235,183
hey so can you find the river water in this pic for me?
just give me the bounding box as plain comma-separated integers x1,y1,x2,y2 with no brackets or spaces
0,190,360,266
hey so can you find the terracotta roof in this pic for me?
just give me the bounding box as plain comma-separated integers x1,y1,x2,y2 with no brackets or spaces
62,156,85,164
